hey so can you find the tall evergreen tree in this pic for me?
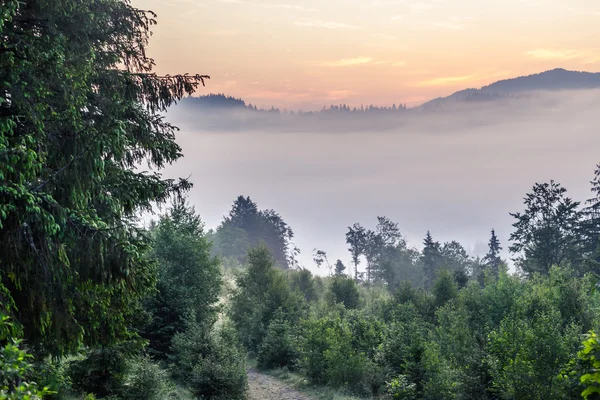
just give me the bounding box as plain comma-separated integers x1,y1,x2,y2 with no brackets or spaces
0,0,207,356
141,200,221,360
581,164,600,272
422,231,441,290
483,229,503,277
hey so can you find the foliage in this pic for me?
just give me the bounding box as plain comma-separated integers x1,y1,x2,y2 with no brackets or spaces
0,0,208,357
483,229,503,277
120,356,174,400
184,327,248,400
422,232,442,290
376,304,428,392
346,223,367,281
432,269,458,308
509,181,582,276
0,315,54,399
141,200,221,360
257,313,300,370
288,269,319,302
327,276,360,310
578,331,600,400
384,375,417,400
212,196,298,269
334,260,347,276
67,347,130,398
228,246,306,352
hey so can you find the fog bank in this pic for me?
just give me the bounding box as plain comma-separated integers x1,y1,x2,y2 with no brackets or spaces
160,89,600,273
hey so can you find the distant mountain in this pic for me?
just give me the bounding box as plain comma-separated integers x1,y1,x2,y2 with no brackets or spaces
184,69,600,114
419,68,600,110
182,93,248,109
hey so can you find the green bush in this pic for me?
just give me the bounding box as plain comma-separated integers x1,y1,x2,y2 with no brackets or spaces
229,247,306,353
299,310,384,396
0,315,54,399
173,324,247,400
257,313,299,370
120,356,173,400
288,269,318,302
385,375,417,400
67,347,128,398
327,276,360,309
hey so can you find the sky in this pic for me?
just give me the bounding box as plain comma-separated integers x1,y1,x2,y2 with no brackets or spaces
134,0,600,109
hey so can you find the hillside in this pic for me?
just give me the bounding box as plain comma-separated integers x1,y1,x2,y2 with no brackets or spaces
419,68,600,109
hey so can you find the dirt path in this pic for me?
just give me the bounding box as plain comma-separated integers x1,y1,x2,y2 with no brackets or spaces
247,368,315,400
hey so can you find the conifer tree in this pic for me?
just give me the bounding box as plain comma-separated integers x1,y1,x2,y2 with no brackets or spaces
0,0,207,356
334,259,347,276
509,181,582,276
483,229,503,277
422,231,441,290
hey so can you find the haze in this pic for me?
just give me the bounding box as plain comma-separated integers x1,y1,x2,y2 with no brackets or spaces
160,89,600,273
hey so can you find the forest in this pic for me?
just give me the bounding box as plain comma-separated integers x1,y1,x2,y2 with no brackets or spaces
2,1,600,400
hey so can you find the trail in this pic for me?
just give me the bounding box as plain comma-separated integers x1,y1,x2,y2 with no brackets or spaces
247,368,315,400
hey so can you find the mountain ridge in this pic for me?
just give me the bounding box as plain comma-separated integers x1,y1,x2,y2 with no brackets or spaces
180,68,600,113
418,68,600,109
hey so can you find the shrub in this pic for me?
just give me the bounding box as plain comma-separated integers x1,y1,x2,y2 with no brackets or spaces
288,269,318,302
0,315,54,399
299,310,382,396
385,375,417,400
120,356,173,400
67,346,129,398
257,313,299,370
173,323,247,400
229,247,306,353
327,276,360,309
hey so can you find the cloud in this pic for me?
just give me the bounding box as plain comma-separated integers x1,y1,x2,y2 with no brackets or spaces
320,57,373,67
393,61,407,67
219,0,244,3
417,75,477,86
294,20,360,29
210,30,237,36
254,3,319,12
525,48,600,64
391,15,404,21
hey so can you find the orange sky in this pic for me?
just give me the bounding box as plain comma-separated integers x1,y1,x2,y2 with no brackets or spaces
134,0,600,109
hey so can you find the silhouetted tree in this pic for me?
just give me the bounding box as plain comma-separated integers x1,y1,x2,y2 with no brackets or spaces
346,223,367,281
334,260,347,276
422,231,442,290
214,196,297,269
483,229,503,277
509,181,582,276
313,249,332,275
